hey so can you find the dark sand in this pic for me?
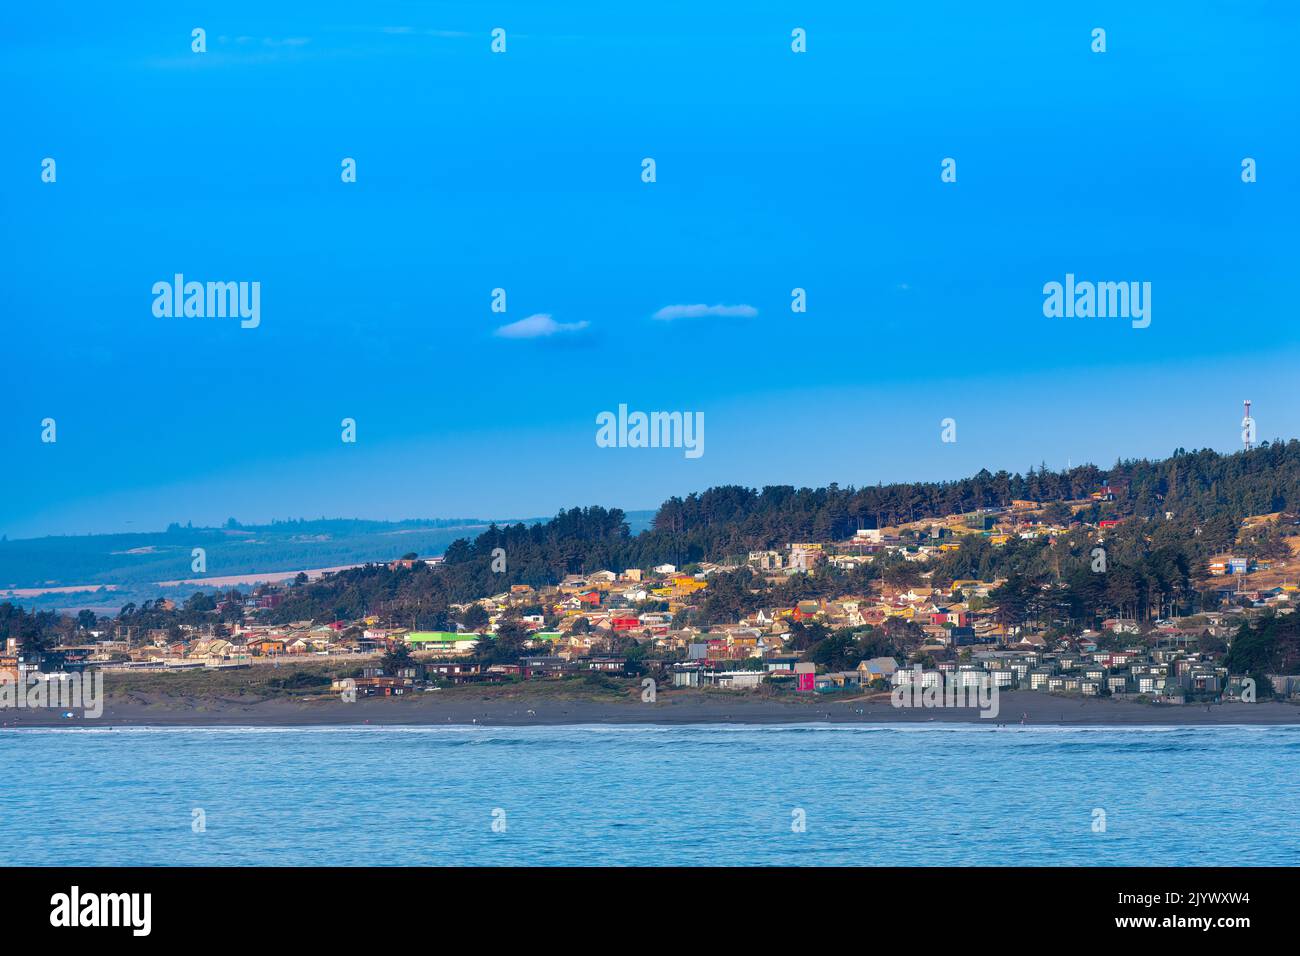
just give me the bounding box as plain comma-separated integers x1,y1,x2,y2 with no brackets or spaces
3,689,1298,728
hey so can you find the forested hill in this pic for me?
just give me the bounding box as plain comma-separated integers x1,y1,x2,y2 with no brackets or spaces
641,440,1300,558
261,441,1300,624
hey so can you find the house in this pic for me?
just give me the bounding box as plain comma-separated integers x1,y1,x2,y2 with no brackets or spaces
950,626,988,646
426,661,482,682
704,669,766,689
793,600,821,622
190,638,235,660
788,544,824,573
672,664,703,687
405,632,479,655
793,661,816,692
353,676,416,697
986,667,1015,688
857,657,899,685
817,671,861,691
520,656,572,679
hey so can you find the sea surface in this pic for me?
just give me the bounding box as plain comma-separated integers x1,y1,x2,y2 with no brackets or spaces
1,724,1296,866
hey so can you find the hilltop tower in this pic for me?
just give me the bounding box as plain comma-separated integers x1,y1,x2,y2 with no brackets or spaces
1242,399,1253,451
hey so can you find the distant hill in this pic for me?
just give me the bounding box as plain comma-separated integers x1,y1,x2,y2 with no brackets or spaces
0,513,659,594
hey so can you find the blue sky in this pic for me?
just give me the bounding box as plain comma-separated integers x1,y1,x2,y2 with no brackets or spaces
2,2,1297,538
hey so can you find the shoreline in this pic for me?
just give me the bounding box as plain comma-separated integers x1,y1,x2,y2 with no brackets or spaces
3,690,1298,729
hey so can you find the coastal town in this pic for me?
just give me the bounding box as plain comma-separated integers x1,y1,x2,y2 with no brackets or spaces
8,489,1300,709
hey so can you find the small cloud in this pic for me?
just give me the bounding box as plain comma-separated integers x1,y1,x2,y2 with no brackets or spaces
652,303,758,321
494,313,590,339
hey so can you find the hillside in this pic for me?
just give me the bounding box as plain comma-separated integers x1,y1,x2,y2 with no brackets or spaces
0,514,658,598
257,442,1300,627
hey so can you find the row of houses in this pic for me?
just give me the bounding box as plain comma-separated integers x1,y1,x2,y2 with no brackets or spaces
329,656,632,695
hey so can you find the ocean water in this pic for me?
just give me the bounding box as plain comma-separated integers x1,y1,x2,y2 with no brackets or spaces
1,724,1296,866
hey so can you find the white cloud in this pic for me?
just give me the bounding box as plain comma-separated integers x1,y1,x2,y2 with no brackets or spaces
652,303,758,321
494,313,590,339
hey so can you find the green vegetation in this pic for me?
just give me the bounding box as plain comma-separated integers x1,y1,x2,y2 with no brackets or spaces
102,660,357,699
1226,614,1300,681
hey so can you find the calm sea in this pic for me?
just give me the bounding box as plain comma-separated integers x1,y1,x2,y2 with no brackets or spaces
2,724,1296,866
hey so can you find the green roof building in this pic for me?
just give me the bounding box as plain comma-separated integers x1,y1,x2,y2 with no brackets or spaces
405,631,471,644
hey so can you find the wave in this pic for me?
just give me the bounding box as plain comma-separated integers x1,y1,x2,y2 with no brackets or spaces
3,722,1296,739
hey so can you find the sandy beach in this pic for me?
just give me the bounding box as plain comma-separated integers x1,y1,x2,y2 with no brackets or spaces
2,689,1298,729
